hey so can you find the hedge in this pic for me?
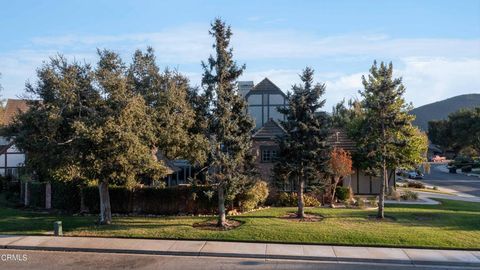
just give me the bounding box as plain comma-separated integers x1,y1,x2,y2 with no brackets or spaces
82,185,218,215
29,182,46,208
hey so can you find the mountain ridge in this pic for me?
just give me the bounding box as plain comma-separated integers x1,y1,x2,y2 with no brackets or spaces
410,93,480,131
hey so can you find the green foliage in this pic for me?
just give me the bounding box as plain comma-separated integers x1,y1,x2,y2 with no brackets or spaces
238,181,269,211
335,186,350,201
82,185,219,215
401,190,419,201
276,192,321,207
200,19,255,224
28,182,45,208
51,181,80,212
428,107,480,154
406,181,425,189
274,67,330,216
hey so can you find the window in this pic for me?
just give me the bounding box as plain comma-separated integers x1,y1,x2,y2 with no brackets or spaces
261,149,277,163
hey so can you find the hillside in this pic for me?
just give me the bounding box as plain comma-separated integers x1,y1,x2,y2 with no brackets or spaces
411,94,480,131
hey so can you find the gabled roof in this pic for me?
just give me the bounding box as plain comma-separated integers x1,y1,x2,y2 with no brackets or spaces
326,128,357,152
252,119,287,140
246,78,287,98
1,99,30,126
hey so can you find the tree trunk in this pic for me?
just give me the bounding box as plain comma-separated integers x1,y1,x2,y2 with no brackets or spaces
297,176,305,218
217,183,226,227
98,180,112,225
45,182,52,209
80,186,87,213
378,122,387,219
24,181,30,206
330,176,339,208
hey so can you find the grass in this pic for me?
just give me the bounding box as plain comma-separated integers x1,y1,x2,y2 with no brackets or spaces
1,195,479,249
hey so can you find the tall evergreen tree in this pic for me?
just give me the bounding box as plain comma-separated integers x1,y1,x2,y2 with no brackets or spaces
274,67,330,218
201,19,255,227
358,61,423,218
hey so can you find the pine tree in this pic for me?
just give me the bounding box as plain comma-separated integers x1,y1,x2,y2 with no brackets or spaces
201,19,254,227
274,67,330,218
358,61,421,219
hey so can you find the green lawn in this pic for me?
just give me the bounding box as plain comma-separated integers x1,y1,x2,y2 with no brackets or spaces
1,197,479,249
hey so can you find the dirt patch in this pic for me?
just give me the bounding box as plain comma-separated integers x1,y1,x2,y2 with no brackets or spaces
281,213,324,222
366,215,397,222
193,219,242,231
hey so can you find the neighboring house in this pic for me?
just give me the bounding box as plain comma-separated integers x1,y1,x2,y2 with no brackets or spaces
327,128,395,195
0,99,30,179
240,78,288,129
241,78,394,195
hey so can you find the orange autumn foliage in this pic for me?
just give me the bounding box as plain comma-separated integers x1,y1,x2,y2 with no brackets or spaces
329,148,353,178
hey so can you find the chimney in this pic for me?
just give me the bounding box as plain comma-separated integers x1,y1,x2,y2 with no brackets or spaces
238,81,254,98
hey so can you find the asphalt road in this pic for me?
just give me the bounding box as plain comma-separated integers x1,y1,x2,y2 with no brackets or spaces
422,164,480,196
0,249,474,270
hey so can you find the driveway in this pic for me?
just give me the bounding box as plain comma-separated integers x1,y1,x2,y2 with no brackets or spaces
421,164,480,197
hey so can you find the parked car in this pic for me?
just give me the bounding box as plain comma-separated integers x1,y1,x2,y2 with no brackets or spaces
431,155,446,162
408,171,424,179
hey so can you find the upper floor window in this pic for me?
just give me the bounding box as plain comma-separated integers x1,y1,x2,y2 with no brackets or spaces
261,149,277,163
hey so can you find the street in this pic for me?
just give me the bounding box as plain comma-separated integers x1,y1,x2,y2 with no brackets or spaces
422,164,480,197
0,249,476,270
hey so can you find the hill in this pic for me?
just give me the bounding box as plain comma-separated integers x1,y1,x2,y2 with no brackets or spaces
410,93,480,131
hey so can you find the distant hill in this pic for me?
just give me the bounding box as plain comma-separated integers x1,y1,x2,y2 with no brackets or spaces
410,94,480,131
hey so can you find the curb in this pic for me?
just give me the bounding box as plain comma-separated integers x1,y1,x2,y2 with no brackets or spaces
3,244,480,267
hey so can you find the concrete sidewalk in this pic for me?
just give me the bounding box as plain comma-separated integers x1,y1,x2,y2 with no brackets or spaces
1,235,479,267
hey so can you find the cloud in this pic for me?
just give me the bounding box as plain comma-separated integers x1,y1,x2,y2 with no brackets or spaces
1,25,479,107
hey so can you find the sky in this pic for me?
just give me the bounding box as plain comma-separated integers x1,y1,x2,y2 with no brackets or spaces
0,0,479,109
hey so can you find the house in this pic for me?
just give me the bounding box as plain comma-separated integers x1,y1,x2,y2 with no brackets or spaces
327,128,395,195
241,79,395,195
0,99,29,179
240,78,288,129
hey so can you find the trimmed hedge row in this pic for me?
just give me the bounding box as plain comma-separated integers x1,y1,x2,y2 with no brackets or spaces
81,185,218,215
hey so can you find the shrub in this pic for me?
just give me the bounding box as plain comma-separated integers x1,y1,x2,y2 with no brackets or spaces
82,185,218,215
335,186,351,201
368,197,378,207
388,188,401,201
29,182,46,208
407,181,425,189
238,181,269,211
461,165,472,173
401,190,418,201
432,186,438,190
51,181,80,212
276,192,320,207
354,197,365,208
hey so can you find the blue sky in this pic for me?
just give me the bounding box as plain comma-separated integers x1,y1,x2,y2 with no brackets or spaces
1,0,479,109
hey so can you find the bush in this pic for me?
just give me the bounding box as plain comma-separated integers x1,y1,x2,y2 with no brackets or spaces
461,165,472,173
406,181,425,189
51,181,80,212
401,190,418,201
29,182,46,208
335,186,351,201
276,192,320,207
368,197,378,207
354,197,365,208
82,185,218,215
388,188,401,201
238,181,269,211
